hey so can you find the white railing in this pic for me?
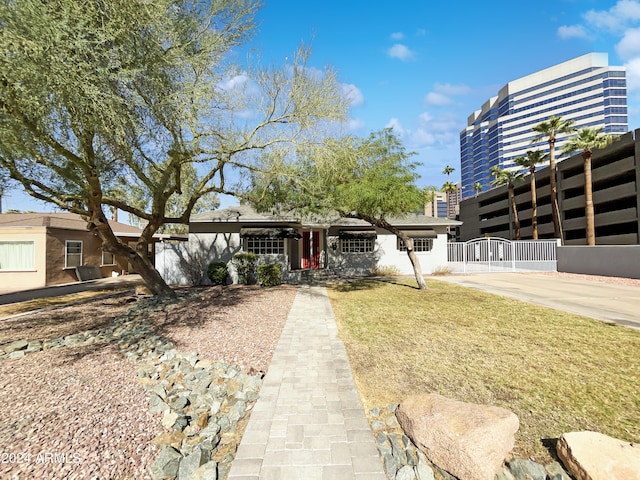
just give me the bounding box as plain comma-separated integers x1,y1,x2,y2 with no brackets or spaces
447,237,558,273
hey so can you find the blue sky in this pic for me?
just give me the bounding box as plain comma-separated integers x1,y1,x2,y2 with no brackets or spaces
5,0,640,212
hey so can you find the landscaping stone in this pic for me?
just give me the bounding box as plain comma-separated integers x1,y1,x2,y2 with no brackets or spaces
544,461,573,480
507,459,547,480
396,464,417,480
396,394,519,480
149,446,182,479
177,447,208,480
4,339,28,353
191,461,218,480
556,431,640,480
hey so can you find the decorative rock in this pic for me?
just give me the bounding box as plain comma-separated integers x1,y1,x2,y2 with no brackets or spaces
544,461,572,480
191,461,218,480
396,394,519,480
508,459,546,480
415,450,435,480
556,431,640,480
152,431,186,450
177,447,207,480
396,465,417,480
149,446,182,480
8,351,25,359
495,467,516,480
161,410,179,430
4,340,28,353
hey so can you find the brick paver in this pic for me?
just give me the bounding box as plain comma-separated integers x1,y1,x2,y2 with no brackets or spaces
228,285,386,480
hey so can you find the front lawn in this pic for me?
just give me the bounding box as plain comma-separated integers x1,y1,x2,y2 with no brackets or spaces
327,279,640,462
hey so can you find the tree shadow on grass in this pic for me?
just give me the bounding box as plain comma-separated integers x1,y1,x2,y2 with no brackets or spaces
327,277,422,293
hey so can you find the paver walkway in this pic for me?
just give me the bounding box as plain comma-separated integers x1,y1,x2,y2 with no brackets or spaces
228,285,386,480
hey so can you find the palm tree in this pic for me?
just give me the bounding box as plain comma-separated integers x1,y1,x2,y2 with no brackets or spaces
442,165,455,181
442,181,457,219
514,150,548,239
473,182,482,198
491,168,525,240
561,127,615,245
532,115,576,243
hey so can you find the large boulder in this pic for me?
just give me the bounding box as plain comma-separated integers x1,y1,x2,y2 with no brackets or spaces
556,431,640,480
396,393,519,480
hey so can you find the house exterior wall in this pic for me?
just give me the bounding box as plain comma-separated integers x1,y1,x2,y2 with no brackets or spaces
326,230,449,276
0,227,47,291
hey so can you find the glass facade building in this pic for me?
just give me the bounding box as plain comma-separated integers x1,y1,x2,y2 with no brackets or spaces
459,53,628,199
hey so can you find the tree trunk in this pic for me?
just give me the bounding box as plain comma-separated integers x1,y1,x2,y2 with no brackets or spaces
89,209,177,298
583,152,596,246
548,139,564,243
530,168,538,239
509,185,521,240
354,214,428,290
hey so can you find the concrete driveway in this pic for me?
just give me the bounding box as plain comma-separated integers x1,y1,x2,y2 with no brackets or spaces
434,272,640,330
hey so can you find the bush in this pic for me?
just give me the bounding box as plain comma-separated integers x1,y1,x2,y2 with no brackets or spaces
207,261,228,286
232,252,258,284
369,264,400,277
257,263,283,287
431,265,453,276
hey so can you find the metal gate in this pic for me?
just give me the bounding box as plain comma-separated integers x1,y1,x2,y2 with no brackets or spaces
447,237,558,273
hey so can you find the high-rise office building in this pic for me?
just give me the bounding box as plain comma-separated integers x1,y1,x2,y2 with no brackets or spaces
459,52,628,199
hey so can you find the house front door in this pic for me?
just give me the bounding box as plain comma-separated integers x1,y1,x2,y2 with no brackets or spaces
301,230,321,269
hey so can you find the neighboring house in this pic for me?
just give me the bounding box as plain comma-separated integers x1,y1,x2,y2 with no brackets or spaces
156,205,461,285
0,212,168,291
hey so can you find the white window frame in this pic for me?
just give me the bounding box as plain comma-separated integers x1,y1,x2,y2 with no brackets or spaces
244,237,285,255
0,240,36,271
398,237,433,252
340,238,374,254
101,249,116,266
65,240,83,269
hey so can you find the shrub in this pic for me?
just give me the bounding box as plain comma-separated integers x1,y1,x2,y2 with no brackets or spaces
257,263,283,287
232,252,258,284
207,261,228,286
432,265,453,276
369,264,400,277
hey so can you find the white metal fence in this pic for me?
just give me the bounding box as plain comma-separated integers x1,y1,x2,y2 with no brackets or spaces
447,237,558,273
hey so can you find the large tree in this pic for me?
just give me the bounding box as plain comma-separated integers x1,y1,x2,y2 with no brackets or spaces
531,115,576,243
561,127,615,245
491,168,524,240
0,0,348,296
514,150,548,239
250,129,431,289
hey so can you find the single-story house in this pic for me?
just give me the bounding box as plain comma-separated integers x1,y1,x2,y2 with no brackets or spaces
0,212,179,292
156,205,462,284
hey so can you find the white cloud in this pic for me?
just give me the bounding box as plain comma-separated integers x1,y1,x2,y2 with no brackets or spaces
390,32,405,40
424,92,452,106
557,25,588,39
387,44,415,61
384,112,462,150
424,83,471,106
583,0,640,32
624,57,640,92
385,118,408,136
218,73,251,91
341,83,364,106
346,118,365,131
616,27,640,60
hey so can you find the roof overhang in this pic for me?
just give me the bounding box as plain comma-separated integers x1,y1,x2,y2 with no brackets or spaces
240,227,302,239
338,230,377,239
401,229,437,239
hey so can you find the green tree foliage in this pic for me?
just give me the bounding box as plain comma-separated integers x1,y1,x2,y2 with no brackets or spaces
250,129,430,289
0,0,348,296
491,168,525,240
561,127,615,246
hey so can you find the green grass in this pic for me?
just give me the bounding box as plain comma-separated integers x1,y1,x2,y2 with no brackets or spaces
327,279,640,463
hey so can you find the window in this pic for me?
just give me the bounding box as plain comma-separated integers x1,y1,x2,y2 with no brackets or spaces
398,238,433,252
65,240,83,269
101,250,116,266
244,237,285,255
341,238,374,253
0,241,35,270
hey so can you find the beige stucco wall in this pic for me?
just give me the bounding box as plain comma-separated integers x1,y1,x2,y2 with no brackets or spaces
0,227,47,292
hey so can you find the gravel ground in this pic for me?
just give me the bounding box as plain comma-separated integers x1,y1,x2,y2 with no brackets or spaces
0,285,297,480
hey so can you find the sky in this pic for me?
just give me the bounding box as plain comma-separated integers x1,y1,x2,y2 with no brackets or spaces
5,0,640,213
